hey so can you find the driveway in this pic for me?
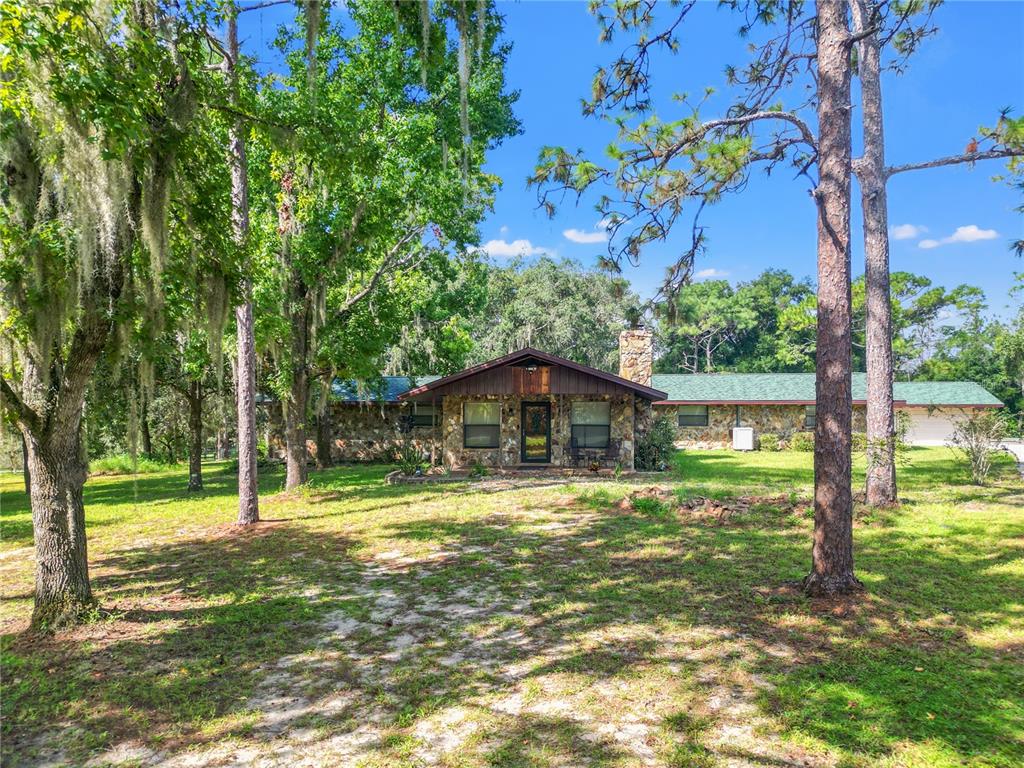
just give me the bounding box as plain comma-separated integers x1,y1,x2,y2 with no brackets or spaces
1000,440,1024,473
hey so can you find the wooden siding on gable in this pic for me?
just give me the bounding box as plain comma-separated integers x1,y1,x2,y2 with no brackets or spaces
421,363,636,398
512,366,551,394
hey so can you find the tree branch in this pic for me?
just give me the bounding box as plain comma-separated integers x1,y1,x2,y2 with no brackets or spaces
885,148,1024,178
336,228,427,317
845,24,881,47
661,110,818,164
236,0,293,13
0,376,40,433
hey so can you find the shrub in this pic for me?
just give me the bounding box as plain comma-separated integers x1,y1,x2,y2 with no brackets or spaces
393,440,426,476
789,431,814,452
636,416,676,471
469,460,489,478
949,410,1008,485
90,454,178,476
758,432,782,452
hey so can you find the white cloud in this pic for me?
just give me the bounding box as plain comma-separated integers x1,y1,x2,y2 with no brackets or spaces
891,223,927,240
918,224,999,249
499,225,509,235
563,225,609,244
694,268,729,280
476,238,552,259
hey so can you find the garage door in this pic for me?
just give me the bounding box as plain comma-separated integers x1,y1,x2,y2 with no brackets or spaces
902,408,960,446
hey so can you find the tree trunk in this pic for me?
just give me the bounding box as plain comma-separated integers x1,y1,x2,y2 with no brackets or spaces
280,160,310,490
21,433,31,495
23,420,93,629
804,0,862,597
854,0,898,507
227,8,259,525
187,381,204,491
140,398,153,457
284,359,309,488
216,428,230,460
315,408,333,469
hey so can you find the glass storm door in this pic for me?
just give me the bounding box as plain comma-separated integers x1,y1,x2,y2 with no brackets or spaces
521,402,551,463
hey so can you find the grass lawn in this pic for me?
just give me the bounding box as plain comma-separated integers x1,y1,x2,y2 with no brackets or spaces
1,448,1022,767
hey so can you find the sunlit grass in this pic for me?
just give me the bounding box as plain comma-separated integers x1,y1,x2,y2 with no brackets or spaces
1,448,1021,767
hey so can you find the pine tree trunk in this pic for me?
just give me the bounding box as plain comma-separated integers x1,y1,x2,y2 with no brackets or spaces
315,408,333,469
24,423,93,629
804,0,862,597
226,8,259,525
853,0,898,507
187,381,204,491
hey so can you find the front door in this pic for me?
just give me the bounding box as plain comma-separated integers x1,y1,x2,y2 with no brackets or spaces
521,401,551,463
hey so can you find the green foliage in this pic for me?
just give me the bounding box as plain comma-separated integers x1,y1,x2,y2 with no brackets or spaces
789,431,814,452
468,460,489,478
636,416,676,471
758,433,783,452
852,432,868,453
394,441,426,477
631,496,672,519
468,257,640,371
248,0,519,404
89,455,180,476
656,269,815,374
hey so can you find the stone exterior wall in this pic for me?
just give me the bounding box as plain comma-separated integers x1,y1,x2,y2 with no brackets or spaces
271,394,640,468
271,398,871,460
268,402,441,463
324,403,441,462
441,393,636,469
658,403,868,449
618,328,653,387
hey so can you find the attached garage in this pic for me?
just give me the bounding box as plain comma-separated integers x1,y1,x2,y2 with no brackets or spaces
651,373,1003,448
900,407,965,446
893,382,1004,446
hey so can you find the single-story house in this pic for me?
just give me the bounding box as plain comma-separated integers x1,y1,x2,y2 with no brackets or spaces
284,329,1001,469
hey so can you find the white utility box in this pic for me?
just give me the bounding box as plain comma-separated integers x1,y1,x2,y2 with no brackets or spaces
732,427,755,451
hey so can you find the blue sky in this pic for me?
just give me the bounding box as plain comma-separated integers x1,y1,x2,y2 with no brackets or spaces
239,1,1024,315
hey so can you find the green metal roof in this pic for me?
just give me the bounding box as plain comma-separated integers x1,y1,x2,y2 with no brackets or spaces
650,373,1002,407
325,370,1000,407
332,376,441,403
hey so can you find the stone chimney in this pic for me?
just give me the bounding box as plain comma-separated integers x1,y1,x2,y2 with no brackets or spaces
618,328,653,387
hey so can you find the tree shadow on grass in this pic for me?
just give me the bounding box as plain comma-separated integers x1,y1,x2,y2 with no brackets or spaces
2,524,358,763
3,470,1022,767
384,491,1024,766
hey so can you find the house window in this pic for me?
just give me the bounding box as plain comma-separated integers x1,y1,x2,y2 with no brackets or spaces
804,405,816,430
571,401,610,448
678,405,708,427
410,403,439,428
464,402,499,448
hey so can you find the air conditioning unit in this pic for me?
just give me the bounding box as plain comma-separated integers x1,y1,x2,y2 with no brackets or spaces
732,427,755,451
